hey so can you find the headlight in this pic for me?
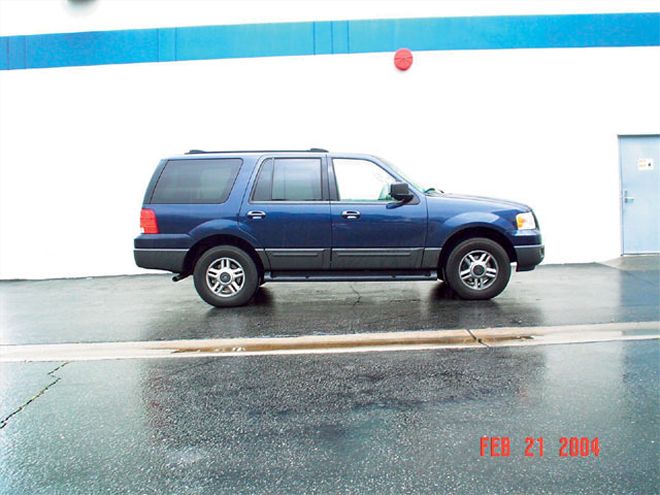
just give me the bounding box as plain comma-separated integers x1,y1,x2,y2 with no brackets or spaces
516,212,536,230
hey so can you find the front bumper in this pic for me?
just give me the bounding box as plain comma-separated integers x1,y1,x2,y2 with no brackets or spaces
514,244,545,272
134,248,187,273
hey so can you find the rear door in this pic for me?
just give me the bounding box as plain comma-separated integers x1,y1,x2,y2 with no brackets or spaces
329,157,428,269
239,155,331,270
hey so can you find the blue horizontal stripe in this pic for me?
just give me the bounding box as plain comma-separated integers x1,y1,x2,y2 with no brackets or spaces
1,13,658,70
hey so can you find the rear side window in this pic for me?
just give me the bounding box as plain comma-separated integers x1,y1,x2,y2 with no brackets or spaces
252,158,322,201
252,159,273,201
151,159,242,204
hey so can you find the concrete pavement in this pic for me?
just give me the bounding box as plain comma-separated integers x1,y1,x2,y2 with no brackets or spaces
0,259,658,494
1,340,658,494
1,321,658,362
1,261,659,345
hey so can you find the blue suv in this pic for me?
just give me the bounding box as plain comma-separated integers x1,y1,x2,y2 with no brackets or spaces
134,149,544,307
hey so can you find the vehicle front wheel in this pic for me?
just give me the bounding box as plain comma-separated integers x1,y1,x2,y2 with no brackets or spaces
444,238,511,300
193,246,259,307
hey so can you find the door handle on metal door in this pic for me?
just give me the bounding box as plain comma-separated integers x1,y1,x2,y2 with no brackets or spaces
623,190,635,203
341,210,361,219
247,210,266,219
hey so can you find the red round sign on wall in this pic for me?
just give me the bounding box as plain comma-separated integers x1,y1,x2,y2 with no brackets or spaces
394,48,413,71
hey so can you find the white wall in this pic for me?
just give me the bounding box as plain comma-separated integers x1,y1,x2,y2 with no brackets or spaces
1,45,658,279
0,1,659,279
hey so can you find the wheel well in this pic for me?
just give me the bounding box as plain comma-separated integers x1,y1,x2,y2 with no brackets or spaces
438,227,516,274
183,235,264,278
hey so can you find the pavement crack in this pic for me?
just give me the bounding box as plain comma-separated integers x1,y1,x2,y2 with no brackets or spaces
349,284,362,307
0,362,68,429
466,328,490,348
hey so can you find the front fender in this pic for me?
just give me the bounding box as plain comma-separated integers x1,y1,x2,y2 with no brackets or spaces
428,212,515,247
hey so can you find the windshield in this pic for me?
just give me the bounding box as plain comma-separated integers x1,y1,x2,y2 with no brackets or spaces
379,157,442,195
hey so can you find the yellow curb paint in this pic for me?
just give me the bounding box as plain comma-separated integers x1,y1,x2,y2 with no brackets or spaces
0,321,657,363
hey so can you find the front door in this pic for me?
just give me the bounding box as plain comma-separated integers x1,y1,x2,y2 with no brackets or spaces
329,157,427,269
239,156,331,270
619,135,660,254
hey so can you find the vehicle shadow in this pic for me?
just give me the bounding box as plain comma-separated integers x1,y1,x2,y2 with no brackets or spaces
252,286,275,306
140,278,548,342
429,281,461,300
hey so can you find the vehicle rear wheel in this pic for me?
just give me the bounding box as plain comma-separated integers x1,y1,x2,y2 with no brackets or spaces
193,245,259,307
444,238,511,300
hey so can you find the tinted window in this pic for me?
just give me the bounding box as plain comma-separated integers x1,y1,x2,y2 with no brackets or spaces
252,159,273,201
151,159,242,204
253,158,322,201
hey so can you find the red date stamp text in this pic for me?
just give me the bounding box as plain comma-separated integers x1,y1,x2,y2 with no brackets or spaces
480,436,600,458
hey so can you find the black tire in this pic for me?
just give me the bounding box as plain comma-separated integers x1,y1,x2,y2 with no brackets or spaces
193,245,259,307
444,237,511,300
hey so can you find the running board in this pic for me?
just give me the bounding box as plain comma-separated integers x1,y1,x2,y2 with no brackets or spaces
264,270,438,282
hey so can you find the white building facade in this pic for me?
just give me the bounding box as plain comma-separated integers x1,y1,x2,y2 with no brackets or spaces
0,1,658,279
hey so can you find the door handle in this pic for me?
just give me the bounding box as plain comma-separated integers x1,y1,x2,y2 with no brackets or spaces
247,210,266,219
341,210,361,219
623,190,635,203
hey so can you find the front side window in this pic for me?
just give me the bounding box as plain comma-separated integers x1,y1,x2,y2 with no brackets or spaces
253,158,322,201
151,158,242,204
333,159,396,201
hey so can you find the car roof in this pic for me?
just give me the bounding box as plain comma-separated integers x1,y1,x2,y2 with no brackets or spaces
165,150,379,161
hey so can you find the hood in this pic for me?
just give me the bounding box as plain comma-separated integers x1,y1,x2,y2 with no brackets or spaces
433,192,531,212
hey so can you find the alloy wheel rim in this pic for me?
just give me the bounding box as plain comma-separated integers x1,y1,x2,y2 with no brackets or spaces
206,257,245,297
458,250,498,290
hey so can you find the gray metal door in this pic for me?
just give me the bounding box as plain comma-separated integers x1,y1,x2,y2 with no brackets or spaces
619,135,660,254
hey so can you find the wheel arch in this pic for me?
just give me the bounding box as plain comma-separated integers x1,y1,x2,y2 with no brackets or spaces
183,234,264,279
438,227,517,276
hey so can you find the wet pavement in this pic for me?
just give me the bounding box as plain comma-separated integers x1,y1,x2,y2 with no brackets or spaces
0,340,658,494
1,259,658,493
1,262,659,345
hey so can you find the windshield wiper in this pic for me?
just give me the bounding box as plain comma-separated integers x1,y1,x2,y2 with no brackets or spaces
424,187,445,195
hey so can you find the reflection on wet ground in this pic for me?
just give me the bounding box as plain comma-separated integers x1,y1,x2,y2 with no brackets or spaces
0,340,658,494
1,263,658,345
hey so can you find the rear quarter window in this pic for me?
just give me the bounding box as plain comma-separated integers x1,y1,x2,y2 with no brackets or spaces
150,158,242,204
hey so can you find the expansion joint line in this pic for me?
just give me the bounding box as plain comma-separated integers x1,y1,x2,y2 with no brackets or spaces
466,328,490,348
0,362,69,429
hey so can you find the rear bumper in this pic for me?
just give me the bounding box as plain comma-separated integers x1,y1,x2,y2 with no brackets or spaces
514,244,545,272
134,248,187,273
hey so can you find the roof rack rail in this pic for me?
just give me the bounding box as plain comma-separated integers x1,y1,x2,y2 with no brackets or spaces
185,148,329,155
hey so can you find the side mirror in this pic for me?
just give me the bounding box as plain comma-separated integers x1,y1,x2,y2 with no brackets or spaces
389,182,413,202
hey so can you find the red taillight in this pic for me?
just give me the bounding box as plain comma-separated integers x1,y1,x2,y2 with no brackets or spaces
140,208,159,234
